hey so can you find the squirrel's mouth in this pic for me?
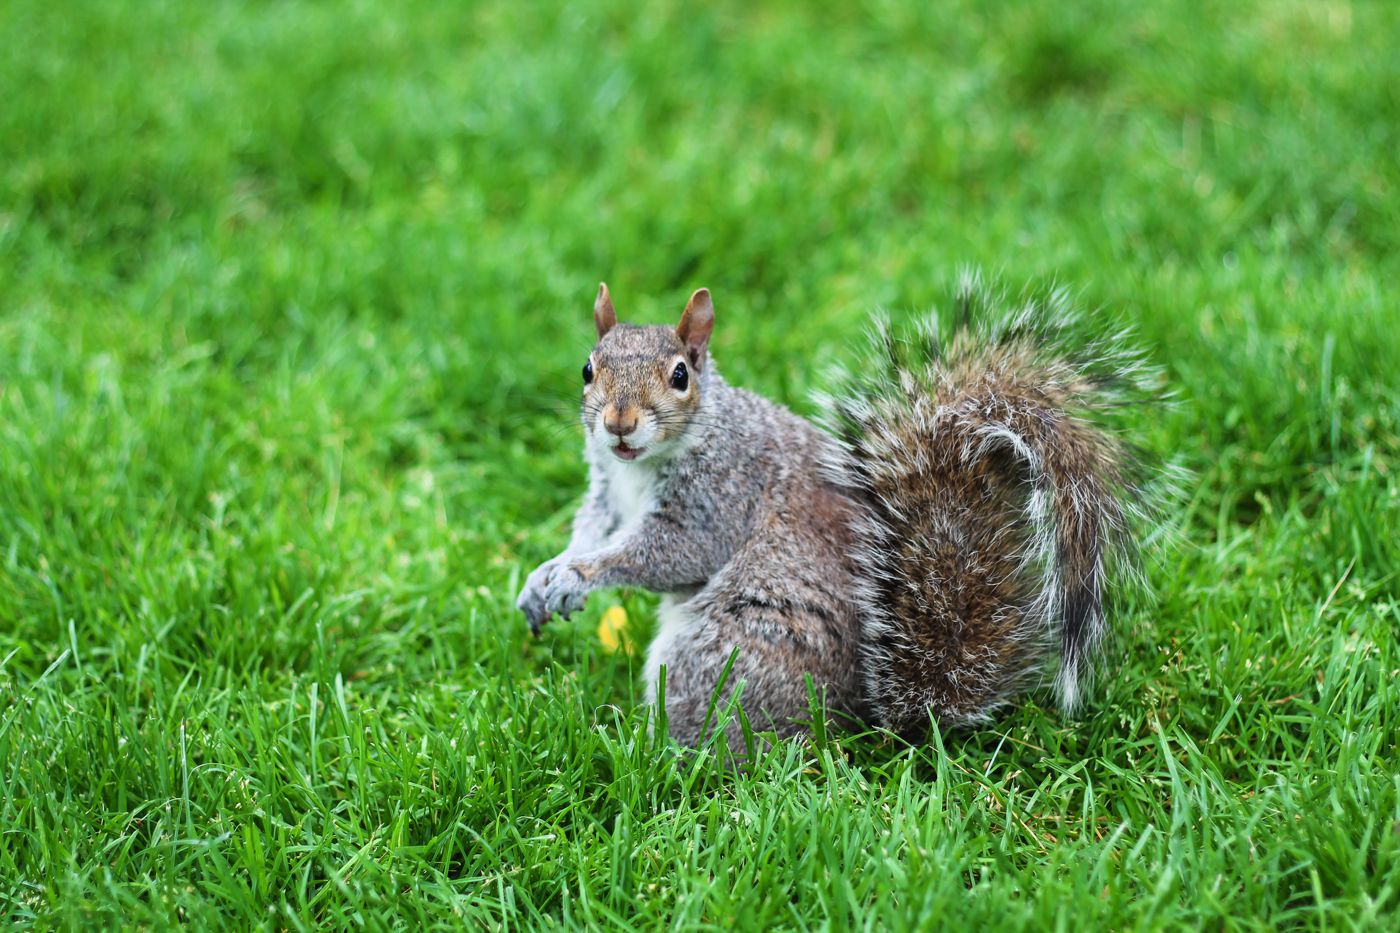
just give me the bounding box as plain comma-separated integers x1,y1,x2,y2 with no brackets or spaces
613,441,644,461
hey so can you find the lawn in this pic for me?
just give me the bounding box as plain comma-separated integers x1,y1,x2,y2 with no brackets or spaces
1,0,1397,928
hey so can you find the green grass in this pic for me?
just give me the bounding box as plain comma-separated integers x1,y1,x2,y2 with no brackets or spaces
2,0,1398,927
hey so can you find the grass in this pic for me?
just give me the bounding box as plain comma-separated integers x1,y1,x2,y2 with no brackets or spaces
1,0,1397,927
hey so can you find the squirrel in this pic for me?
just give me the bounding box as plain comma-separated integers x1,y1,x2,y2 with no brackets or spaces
516,275,1162,749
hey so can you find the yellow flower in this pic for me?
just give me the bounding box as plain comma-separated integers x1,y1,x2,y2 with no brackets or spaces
597,606,633,656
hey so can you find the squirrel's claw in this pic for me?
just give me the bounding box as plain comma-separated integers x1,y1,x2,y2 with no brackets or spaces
519,590,552,635
542,565,589,622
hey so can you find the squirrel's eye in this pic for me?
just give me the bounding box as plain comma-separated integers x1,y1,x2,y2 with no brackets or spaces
582,361,594,385
670,362,689,391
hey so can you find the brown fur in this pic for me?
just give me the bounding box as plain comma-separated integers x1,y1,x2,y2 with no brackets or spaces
823,279,1160,732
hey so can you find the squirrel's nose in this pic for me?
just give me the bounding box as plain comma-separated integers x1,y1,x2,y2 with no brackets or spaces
603,408,639,438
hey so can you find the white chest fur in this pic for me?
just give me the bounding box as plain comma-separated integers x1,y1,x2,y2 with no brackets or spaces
600,455,660,536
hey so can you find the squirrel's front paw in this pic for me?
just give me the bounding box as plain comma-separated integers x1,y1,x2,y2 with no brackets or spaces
517,557,563,634
541,562,589,623
516,556,590,634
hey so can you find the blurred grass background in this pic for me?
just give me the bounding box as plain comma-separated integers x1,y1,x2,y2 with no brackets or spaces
1,0,1397,927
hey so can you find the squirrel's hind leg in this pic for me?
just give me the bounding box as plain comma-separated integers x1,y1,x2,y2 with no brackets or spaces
644,575,864,754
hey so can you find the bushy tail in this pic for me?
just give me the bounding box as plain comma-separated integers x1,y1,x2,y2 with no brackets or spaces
818,274,1167,734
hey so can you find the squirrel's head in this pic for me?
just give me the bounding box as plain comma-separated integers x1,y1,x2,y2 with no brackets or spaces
580,283,715,465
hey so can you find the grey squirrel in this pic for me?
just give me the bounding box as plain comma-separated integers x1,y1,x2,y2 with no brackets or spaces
516,275,1162,748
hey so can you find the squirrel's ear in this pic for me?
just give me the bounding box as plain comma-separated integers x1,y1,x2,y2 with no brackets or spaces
677,288,714,366
594,282,617,338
